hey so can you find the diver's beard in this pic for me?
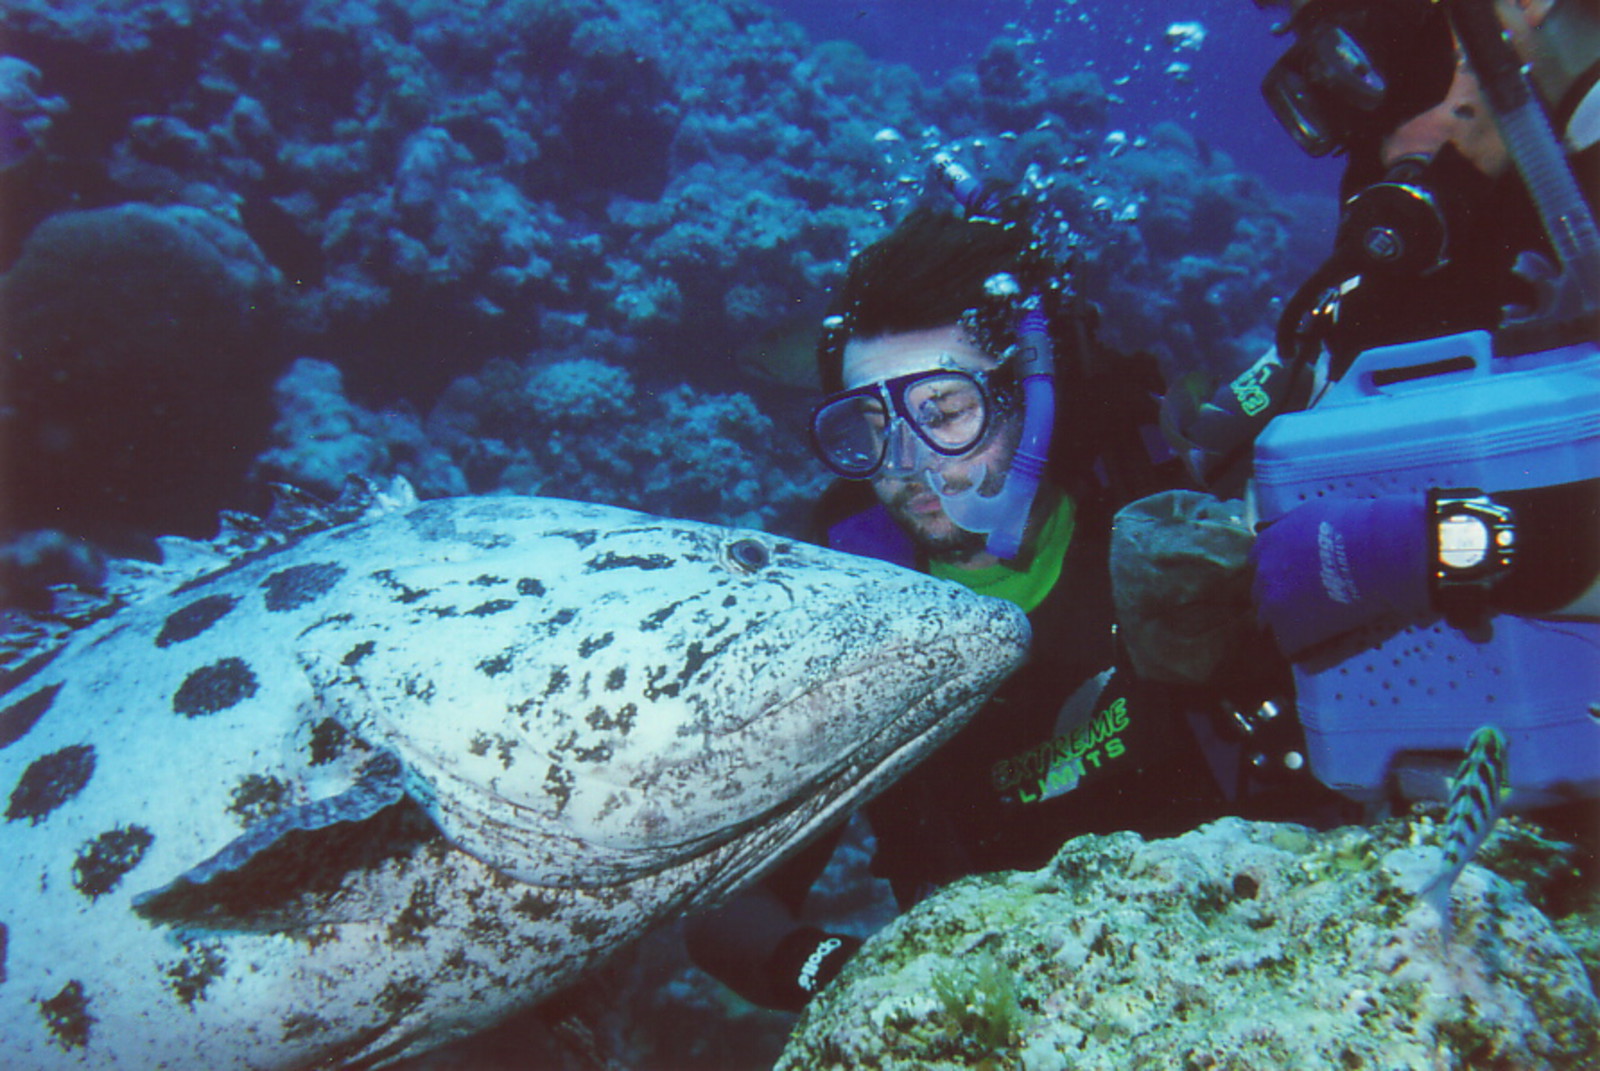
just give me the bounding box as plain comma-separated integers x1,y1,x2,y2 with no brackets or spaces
883,470,1001,565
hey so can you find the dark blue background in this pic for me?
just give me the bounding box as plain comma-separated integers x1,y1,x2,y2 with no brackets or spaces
774,0,1346,196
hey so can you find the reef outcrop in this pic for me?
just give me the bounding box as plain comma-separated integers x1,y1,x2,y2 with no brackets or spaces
778,816,1600,1070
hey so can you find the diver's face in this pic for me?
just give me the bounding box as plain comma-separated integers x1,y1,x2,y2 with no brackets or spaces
841,324,1021,563
1379,54,1508,176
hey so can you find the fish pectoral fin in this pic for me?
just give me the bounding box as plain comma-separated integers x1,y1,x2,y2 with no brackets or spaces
132,749,446,932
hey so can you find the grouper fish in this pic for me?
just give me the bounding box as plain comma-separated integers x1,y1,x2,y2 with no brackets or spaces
0,481,1029,1069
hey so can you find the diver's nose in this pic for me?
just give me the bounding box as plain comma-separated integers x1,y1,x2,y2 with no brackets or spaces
879,418,922,477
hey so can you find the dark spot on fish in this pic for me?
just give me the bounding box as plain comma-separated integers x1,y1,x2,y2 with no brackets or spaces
641,600,684,631
468,733,492,758
465,908,509,943
544,668,569,696
371,569,432,604
679,640,720,683
297,612,355,642
550,528,598,548
587,552,675,572
579,633,614,657
173,658,259,717
605,667,626,691
422,604,459,618
470,574,504,587
466,599,514,617
548,608,576,628
517,578,546,597
229,774,292,826
38,979,93,1050
512,890,562,922
7,744,95,824
307,718,348,766
587,704,637,733
402,676,436,702
723,595,738,608
376,976,428,1018
0,682,62,750
73,825,154,899
643,665,679,700
497,738,516,769
261,562,346,612
164,940,226,1007
571,916,609,941
471,533,514,551
282,1011,332,1042
478,650,513,677
388,884,443,946
544,764,573,814
343,640,376,667
1233,873,1260,900
572,744,612,763
155,594,240,648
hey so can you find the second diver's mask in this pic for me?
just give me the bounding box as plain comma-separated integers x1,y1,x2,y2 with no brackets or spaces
1256,0,1457,158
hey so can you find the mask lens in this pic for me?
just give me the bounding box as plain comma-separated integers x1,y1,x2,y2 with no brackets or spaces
905,373,986,451
1263,64,1338,157
1312,26,1386,110
812,392,888,478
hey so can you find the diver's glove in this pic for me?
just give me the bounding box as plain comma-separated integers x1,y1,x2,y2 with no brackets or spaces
1250,494,1429,657
765,927,862,1011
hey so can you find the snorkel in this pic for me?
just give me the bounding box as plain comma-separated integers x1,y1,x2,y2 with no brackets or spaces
926,153,1057,560
1443,0,1600,338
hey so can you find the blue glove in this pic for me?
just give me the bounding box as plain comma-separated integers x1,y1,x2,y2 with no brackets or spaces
1250,494,1430,657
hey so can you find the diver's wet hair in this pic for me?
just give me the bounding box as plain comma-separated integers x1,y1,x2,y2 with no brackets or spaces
817,205,1046,394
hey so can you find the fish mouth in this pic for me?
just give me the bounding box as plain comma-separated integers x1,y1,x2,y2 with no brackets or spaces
693,656,1000,904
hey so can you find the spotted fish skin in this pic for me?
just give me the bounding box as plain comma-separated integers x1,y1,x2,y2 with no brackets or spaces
0,489,1029,1069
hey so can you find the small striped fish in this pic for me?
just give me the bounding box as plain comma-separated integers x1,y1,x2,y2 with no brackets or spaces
1418,725,1511,928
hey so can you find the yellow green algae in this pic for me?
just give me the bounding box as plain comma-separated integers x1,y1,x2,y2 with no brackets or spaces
777,816,1599,1071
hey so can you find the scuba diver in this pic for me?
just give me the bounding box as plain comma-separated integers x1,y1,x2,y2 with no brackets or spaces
685,158,1355,1014
1145,0,1598,815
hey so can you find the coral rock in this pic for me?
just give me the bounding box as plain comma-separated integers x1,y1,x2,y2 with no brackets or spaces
779,817,1600,1071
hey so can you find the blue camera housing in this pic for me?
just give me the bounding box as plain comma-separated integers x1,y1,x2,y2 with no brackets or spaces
1254,330,1600,808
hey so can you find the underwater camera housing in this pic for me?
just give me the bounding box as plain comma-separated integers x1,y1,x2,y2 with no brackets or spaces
1252,331,1600,809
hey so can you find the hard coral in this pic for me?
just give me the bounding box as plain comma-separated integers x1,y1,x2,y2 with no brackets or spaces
779,818,1600,1071
0,202,281,543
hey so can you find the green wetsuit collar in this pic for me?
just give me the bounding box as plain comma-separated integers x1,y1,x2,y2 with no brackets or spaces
929,494,1076,613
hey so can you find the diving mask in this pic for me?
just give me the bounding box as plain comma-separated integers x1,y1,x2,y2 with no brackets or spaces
1257,0,1456,157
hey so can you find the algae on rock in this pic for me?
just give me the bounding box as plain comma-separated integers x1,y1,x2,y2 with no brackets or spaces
777,817,1600,1071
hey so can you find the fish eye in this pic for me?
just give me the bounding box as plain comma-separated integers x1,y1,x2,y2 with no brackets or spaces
726,538,770,573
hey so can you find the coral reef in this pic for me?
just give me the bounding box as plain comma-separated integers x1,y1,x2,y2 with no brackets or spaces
778,817,1600,1071
1,0,1318,418
260,353,829,534
0,202,282,542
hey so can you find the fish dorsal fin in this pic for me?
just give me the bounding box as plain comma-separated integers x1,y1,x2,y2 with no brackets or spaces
132,750,444,932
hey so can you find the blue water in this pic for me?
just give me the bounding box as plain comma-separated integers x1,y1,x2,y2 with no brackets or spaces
776,0,1345,196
